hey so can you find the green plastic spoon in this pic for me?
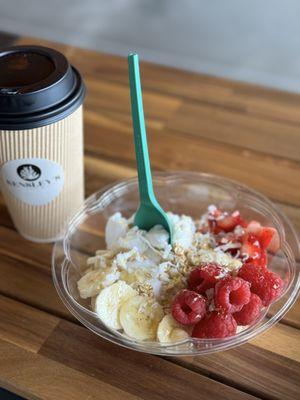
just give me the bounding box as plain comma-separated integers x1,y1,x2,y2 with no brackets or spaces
128,53,172,243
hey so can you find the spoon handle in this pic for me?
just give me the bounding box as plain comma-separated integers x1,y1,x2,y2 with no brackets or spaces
128,53,155,205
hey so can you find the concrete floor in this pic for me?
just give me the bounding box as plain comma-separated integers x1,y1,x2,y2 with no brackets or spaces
0,0,300,92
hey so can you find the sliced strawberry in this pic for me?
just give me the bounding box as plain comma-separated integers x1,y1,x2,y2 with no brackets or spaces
262,227,280,253
208,208,244,233
216,211,242,232
239,219,248,228
246,222,280,253
259,228,275,249
215,232,242,257
241,233,268,268
217,232,240,244
246,220,262,235
241,233,261,262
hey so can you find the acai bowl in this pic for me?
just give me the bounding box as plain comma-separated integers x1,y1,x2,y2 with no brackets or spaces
52,172,300,355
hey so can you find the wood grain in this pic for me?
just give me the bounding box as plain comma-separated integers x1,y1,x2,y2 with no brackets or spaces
0,254,72,320
0,296,257,400
85,77,181,122
16,36,300,161
251,323,300,362
84,119,300,206
167,101,300,161
40,320,299,400
0,294,58,353
175,343,300,400
0,341,142,400
39,320,258,400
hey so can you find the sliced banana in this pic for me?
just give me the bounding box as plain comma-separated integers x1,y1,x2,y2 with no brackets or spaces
120,295,164,340
95,280,137,330
157,314,190,343
119,270,136,284
77,269,104,299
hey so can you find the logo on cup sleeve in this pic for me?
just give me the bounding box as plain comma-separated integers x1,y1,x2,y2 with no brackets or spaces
17,164,42,181
1,158,65,206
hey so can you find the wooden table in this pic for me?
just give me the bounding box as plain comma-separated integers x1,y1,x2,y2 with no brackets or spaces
0,32,299,400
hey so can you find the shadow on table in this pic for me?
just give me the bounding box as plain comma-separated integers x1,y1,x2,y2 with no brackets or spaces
0,388,26,400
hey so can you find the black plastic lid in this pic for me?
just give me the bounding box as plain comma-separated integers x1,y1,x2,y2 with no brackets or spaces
0,45,85,130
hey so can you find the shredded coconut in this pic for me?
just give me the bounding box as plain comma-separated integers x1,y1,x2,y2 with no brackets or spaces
79,208,244,303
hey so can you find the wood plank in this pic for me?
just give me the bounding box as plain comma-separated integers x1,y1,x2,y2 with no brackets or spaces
175,343,300,400
16,37,300,158
278,299,300,330
39,319,258,400
0,226,52,269
85,77,181,122
84,118,300,206
85,154,135,182
1,295,298,400
167,102,300,161
0,254,72,320
19,35,298,113
84,154,136,197
0,294,58,353
0,341,141,400
0,295,258,400
251,323,300,362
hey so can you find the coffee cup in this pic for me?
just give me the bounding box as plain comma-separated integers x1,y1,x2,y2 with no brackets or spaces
0,45,85,242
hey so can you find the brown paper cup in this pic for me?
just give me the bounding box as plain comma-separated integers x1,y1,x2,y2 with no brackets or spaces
0,45,85,242
0,106,84,242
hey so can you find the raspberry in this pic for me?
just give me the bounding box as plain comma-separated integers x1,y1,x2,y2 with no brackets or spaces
214,277,251,313
233,293,262,325
188,263,227,294
172,290,207,325
192,311,237,338
259,250,267,268
259,270,284,306
238,264,284,306
238,262,264,286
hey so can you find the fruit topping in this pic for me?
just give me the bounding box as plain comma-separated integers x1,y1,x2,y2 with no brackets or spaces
172,289,207,325
192,311,237,338
214,276,251,313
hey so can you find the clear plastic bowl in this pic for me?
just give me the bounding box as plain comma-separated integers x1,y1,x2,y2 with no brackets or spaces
52,172,300,355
